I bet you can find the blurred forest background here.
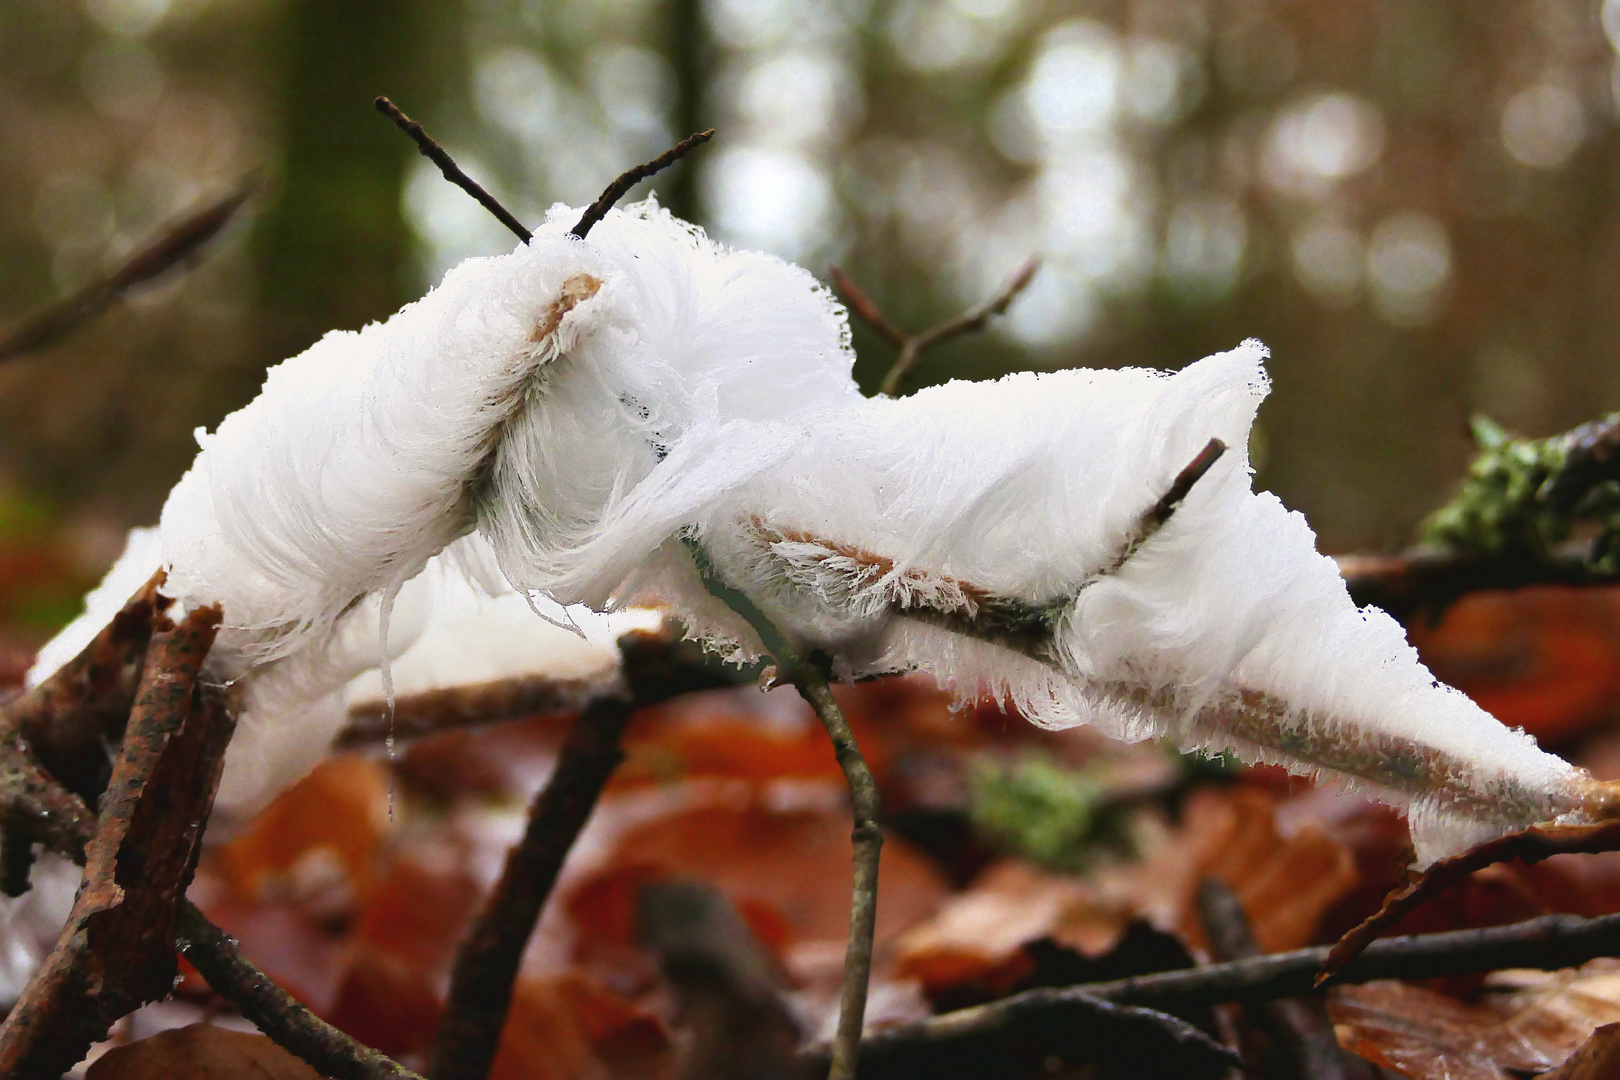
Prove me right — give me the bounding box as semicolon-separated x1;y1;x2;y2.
1;0;1619;633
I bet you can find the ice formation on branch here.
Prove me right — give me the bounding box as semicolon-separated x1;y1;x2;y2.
678;342;1603;861
31;200;1613;859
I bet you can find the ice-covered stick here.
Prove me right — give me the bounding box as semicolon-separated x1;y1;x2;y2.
675;340;1620;863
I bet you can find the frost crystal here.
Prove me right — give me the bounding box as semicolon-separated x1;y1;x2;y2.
30;202;1607;858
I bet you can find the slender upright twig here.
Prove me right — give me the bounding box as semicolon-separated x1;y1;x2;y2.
831;258;1038;398
427;691;636;1080
375;96;532;244
0;187;252;361
422;629;738;1080
571;129;716;239
684;539;882;1080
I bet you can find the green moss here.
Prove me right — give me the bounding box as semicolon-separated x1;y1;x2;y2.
966;755;1124;871
1421;413;1620;571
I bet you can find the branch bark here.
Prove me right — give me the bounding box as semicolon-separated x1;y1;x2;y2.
571;129;716;240
0;606;223;1077
1197;878;1371;1080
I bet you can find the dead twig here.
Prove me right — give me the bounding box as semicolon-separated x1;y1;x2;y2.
176;903;424;1080
820;986;1238;1080
684;539;882;1080
838;910;1620;1061
831;258;1038;398
1318;818;1620;986
375;96;532;244
427;689;636;1080
0;606;223;1077
338;626;739;749
424;629;741;1080
1197;878;1372;1080
571;129;716;240
5;570;170;802
0;187;251;361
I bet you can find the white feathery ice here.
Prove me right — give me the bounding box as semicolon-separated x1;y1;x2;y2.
26;199;1602;862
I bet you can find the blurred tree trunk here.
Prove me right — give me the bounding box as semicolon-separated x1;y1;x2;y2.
250;0;454;365
661;0;707;225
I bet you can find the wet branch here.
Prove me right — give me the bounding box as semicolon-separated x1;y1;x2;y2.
1197;878;1372;1080
375;96;532;244
843;910;1620;1061
831;257;1038;398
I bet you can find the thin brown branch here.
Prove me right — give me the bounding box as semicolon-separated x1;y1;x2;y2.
830;258;1038;398
826;267;907;351
0;187;252;361
682;539;882;1080
375;96;532;244
427;626;726;1080
176;903;424;1080
1319;817;1620;985
839;910;1620;1064
813;985;1239;1080
0;606;222;1077
571;128;717;239
1197;878;1372;1080
428;688;635;1080
338;626;738;748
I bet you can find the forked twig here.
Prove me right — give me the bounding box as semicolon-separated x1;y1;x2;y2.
684;538;882;1080
831;258;1038;398
571;128;716;239
375;96;532;244
0;187;252;361
1318;818;1620;986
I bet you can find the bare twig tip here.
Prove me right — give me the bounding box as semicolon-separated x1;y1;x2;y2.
376;94;531;244
572;129;717;239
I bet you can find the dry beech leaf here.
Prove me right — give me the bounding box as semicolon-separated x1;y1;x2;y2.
892;785;1358;1003
85;1024;321;1079
1410;586;1620;746
1329;959;1620;1079
1542;1021;1620;1080
211;755;391;901
562;784;950;993
489;974;673;1080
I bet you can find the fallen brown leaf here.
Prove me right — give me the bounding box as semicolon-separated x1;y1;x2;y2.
85;1024;321;1079
1541;1021;1620;1079
1329;959;1620;1079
